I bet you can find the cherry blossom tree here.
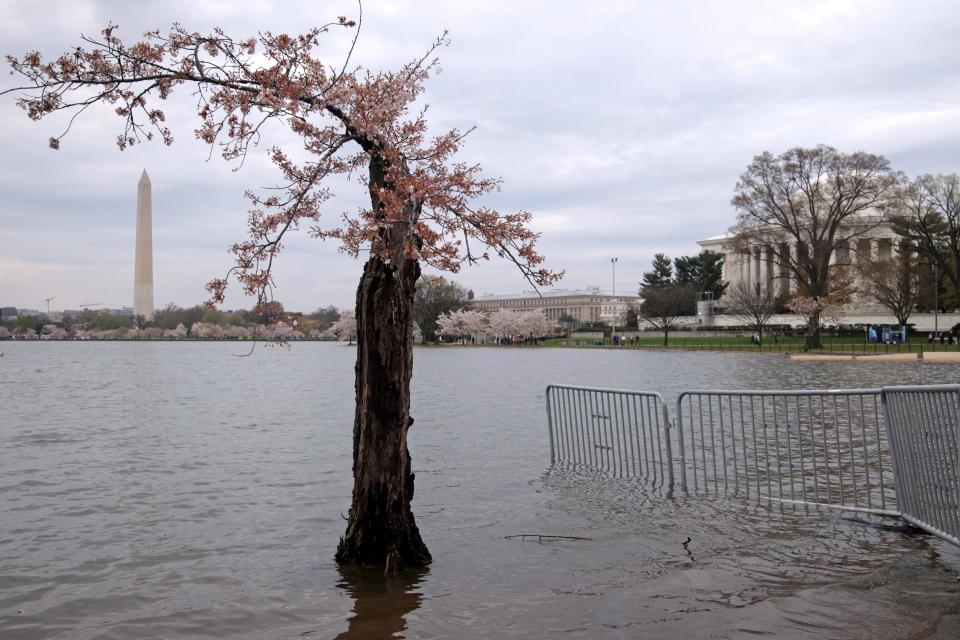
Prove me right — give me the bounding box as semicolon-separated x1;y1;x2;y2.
516;309;552;339
223;325;251;339
328;310;358;344
191;322;224;338
487;308;520;341
163;323;188;338
786;294;846;334
447;307;551;343
460;309;489;342
435;313;459;340
5;12;560;572
41;324;67;339
266;323;296;340
435;308;487;342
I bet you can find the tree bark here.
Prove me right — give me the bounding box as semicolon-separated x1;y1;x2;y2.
804;310;822;350
335;236;431;572
336;154;431;574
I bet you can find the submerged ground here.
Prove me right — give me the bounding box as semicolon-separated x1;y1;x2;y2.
1;343;957;638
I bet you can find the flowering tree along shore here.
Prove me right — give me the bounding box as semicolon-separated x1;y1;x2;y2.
5;14;559;572
434;307;552;342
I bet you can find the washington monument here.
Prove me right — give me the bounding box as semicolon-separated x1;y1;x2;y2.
134;170;154;321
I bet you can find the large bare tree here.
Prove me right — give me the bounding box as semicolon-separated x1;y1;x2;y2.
860;253;920;326
726;281;779;344
5;13;560;573
638;285;695;346
889;173;960;302
730;145;898;348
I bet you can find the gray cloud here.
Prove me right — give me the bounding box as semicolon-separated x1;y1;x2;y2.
2;0;959;311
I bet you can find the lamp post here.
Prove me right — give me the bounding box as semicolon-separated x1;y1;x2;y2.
611;257;618;344
934;262;939;336
922;259;941;338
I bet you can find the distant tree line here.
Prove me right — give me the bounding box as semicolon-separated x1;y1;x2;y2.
638;250;726;345
1;301;348;340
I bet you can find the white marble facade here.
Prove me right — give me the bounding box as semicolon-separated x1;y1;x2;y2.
698;214;901;304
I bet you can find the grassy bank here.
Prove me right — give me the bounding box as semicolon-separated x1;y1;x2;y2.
541;335;960;354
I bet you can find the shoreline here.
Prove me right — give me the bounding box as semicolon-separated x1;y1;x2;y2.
6;339;960;361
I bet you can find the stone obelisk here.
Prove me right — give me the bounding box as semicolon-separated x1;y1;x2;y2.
134;170;154;321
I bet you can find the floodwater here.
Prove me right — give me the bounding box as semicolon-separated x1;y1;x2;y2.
0;342;958;639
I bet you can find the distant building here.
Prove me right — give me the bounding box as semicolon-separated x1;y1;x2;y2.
468;287;642;326
108;307;135;317
0;307;18;322
698;212;899;309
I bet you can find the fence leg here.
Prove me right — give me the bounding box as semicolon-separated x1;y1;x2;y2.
665;415;675;490
546;386;556;464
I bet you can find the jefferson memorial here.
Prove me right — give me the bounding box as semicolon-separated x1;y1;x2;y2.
695;212;957;329
697;210;900;303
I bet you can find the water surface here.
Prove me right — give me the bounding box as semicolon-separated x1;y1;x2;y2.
1;343;958;638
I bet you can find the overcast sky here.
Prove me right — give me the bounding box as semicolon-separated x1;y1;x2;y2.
2;0;959;313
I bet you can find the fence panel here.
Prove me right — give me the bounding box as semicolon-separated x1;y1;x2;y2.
675;389;897;515
546;385;673;486
881;385;960;547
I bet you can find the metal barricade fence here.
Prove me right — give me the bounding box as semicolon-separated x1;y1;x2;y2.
674;390;897;515
545;384;959;548
545;385;673;486
881;385;960;547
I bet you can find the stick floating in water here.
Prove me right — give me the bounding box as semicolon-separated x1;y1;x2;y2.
504;534;592;541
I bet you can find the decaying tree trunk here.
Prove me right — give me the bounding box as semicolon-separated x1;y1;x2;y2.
335;154;432;573
335;233;431;572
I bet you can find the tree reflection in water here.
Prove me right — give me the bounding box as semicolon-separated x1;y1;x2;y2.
335;565;426;639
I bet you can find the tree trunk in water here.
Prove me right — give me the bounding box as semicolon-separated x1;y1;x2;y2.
335;223;431;574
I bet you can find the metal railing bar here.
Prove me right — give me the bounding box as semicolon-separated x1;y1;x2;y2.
546;383;956;548
630;394;645;478
676;394;689;490
663;400;675;488
766;496;901;518
749;396;760;498
900;513;960;548
679;388;883;397
744;396;759;498
845;395;858;509
873;393;887;512
772;397;784;500
653;395;665;483
927;391;952;534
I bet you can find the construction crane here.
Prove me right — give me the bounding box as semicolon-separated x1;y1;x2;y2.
45;297;55;315
80;303;102;309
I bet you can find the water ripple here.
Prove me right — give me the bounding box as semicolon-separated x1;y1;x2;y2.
0;342;957;638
